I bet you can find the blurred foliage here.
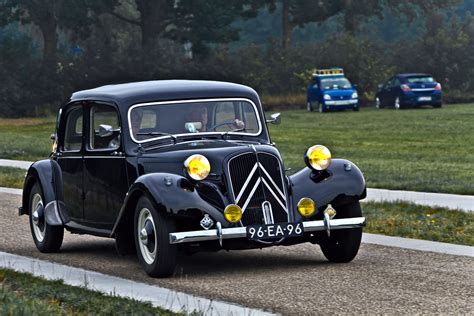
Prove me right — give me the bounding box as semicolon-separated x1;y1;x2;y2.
0;0;473;117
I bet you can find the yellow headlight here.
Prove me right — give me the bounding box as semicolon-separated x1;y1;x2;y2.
305;145;331;171
297;197;315;217
184;154;210;180
224;204;242;223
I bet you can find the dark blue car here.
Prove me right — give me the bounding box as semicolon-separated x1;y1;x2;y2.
375;73;442;109
306;68;359;113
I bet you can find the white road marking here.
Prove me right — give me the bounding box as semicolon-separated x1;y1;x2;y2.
0;251;276;316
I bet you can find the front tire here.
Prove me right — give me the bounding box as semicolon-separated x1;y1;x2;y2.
29;183;64;253
307;101;314;112
134;196;177;277
319;202;362;263
394;97;401;110
375;97;382;109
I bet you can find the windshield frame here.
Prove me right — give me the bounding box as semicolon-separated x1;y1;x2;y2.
127;98;263;144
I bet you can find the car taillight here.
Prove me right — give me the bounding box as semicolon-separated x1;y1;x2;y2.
435;83;442;91
400;84;411;92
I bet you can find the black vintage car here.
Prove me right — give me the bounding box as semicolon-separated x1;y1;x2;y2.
20;80;366;277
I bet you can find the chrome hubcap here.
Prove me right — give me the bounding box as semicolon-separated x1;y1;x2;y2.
31;193;45;242
137;208;157;265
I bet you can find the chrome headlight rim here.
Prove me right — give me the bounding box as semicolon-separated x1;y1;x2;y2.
304;145;332;171
184;154;211;181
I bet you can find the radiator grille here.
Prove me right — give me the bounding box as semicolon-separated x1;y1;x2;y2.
228;152;288;226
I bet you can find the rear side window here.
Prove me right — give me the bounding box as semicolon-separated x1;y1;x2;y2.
63;107;83;151
89;104;120;150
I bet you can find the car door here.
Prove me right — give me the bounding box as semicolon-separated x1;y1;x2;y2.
56;103;84;222
83;102;129;229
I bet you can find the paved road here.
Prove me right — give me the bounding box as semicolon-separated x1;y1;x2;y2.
1;192;472;314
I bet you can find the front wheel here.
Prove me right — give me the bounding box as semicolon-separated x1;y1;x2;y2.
319;202;362;263
306;101;314;112
134;196;177;277
29;183;64;253
394;97;401;110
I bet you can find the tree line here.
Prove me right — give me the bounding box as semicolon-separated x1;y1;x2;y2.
0;0;473;117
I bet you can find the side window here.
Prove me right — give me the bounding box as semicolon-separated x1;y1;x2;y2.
63;107;83;152
89;104;120;150
393;78;401;87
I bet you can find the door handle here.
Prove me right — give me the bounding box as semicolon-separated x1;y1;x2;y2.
111;151;123;156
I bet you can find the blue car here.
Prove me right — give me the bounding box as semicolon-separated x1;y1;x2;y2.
306;68;359;112
375;73;442;109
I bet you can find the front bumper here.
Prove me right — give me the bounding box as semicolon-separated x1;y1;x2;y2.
324;99;358;106
169;217;366;244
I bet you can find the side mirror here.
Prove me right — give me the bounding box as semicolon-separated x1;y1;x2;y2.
352;84;358;89
266;113;281;125
50;133;56;141
98;124;114;137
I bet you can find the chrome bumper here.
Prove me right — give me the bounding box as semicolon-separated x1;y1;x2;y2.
169;217;366;244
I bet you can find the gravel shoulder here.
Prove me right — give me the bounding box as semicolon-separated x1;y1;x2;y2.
0;193;472;314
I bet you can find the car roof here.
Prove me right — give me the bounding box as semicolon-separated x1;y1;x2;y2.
396;73;432;78
69;80;259;108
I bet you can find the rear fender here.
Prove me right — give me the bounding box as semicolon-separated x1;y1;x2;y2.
111;173;226;236
22;159;65;226
289;159;366;221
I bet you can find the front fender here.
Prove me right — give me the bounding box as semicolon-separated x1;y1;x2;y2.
21;159;65;226
112;173;227;236
289;159;366;220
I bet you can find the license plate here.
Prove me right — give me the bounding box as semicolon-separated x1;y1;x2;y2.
246;222;304;240
418;96;432;101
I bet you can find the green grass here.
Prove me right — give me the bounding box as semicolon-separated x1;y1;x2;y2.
0;117;55;161
0;268;177;315
362;201;474;246
0;104;473;194
269;104;474;194
0;167;25;189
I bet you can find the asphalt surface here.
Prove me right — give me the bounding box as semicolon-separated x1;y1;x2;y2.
1;193;472;314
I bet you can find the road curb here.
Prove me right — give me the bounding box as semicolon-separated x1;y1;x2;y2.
362;233;473;257
364;188;474;212
0;251;276;316
0;159;32;170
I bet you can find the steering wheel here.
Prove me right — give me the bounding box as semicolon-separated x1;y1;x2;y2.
208;121;234;131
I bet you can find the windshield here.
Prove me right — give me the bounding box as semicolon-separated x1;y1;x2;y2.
128;99;261;143
406;76;434;83
320;78;352;90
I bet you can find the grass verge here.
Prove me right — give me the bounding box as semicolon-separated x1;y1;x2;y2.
269;103;474;194
0;268;177;315
0;167;25;189
362;201;474;246
0;117;55;161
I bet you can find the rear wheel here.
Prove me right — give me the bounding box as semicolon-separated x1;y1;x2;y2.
29;183;63;253
134;196;177;277
319;202;362;263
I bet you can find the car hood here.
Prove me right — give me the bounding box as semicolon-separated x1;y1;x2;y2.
323;89;355;98
136;139;282;179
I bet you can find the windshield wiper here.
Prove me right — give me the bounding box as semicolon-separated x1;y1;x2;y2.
136;131;177;143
